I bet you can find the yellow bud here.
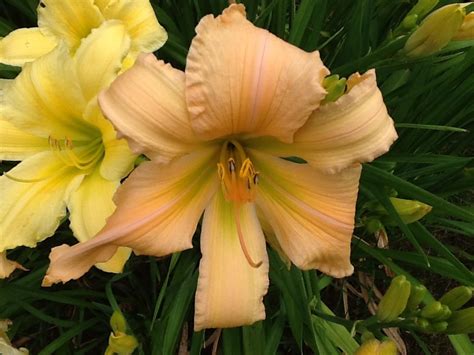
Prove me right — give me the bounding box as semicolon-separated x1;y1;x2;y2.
453;12;474;40
377;275;412;322
106;331;139;355
110;311;128;334
404;4;466;57
388;197;432;225
355;338;398;355
379;340;398;354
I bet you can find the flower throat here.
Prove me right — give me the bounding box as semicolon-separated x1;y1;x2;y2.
217;140;262;268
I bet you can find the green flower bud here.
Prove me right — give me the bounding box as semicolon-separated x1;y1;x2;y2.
404;4;466;57
388;197;432;224
365;218;384;234
431;305;452;322
446;307;474;334
377;275;412;322
420;301;444;319
428;321;448;333
415;317;431;331
407;284;427;311
439;286;473;311
110;311;128;334
406;0;439;20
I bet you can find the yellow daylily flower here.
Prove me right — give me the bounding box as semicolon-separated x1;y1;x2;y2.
44;5;397;330
0;21;137;276
0;0;167;66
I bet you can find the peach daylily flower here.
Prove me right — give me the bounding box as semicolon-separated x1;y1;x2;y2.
44;5;397;330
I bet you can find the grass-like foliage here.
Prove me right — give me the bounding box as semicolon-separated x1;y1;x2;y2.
0;0;473;354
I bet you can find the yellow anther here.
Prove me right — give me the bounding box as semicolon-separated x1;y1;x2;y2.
217;141;259;203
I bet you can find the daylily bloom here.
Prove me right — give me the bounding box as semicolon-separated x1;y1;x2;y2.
0;22;137;274
0;0;167;67
44;5;397;330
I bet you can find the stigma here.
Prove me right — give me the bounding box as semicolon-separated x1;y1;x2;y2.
217;140;259;203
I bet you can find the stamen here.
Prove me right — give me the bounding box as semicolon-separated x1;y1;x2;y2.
47;135;104;171
217;140;260;203
234;204;262;268
217;163;225;180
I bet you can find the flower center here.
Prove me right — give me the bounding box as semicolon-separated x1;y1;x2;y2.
48;135;104;172
217;140;259;204
217;140;262;269
4;136;104;183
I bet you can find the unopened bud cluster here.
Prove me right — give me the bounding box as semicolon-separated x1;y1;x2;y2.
376;276;474;335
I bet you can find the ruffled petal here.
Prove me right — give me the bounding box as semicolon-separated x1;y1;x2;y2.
0;27;57;66
0;252;27;279
250;150;361;277
2;44;96;140
74;20;130;102
0;152;83;251
0;119;48;161
194;191;269;330
99;53;201;162
37;0;104;51
248;70;397;174
67;166;131;273
43;147;219;286
98;0;167;53
186;4;329;143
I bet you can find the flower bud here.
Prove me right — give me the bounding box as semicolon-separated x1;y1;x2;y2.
377;275;411;322
420;301;444;319
453;12;474;40
407;284;427;311
406;0;439;21
105;332;139;355
404;4;466;57
105;311;138;355
446;307;474;334
110;311;128;334
355;338;398;355
387;197;432;225
439;286;473;311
